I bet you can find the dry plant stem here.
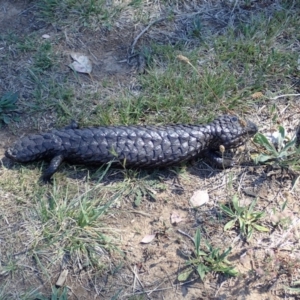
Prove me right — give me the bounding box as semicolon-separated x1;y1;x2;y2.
177;229;194;243
130;265;145;292
270;93;300;100
126;286;174;296
131;17;166;54
147;277;169;296
128;210;152;217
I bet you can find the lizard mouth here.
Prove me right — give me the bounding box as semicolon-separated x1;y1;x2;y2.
246;120;258;135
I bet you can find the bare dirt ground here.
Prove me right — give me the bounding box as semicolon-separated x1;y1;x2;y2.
1;0;300;299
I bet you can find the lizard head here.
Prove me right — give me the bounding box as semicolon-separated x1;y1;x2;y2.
209;115;258;150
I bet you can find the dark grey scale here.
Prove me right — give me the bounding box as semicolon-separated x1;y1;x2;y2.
88;143;101;155
134;137;146;149
61;137;71;149
143;140;154;155
43;133;56;140
127;130;137;140
115;138;126;152
223;127;230;133
141;129;153;141
116;127;129;138
42;141;54;150
167;129;179;138
149;131;163;144
35;142;46;153
21;137;31;148
55;131;71;139
83;128;94;138
31;135;44;144
137;144;147;157
69;136;81;149
104;128;118;141
93;130;107;140
27;144;37;154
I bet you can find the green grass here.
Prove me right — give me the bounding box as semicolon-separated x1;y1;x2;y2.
178;229;238;282
1;4;298;127
37;0;124;29
32;181;121;269
0;92;19;125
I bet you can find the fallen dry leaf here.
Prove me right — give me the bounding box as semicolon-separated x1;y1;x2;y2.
251;92;263;99
170;211;184;225
56;269;68;287
189;190;209;207
141;234;155;244
42;34;50;39
69;52;92;74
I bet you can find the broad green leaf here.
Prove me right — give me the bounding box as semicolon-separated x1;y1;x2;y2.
227;267;239;277
247;226;253;239
281;200;288;211
224;219;236;231
134;189;142;206
197;264;207;281
232;195;240;212
194;229;201;257
283;286;300;293
253;133;278;154
248;199;257;213
2;115;11;124
219;247;232;260
252;223;269;232
220;204;235;217
278;126;285;149
281;139;296;152
177;268;194;282
254;154;276;163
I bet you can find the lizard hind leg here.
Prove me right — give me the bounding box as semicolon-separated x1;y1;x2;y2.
41;154;64;182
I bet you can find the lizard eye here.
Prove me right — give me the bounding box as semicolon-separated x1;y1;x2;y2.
231;116;238;122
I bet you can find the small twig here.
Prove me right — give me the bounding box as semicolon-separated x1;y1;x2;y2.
177;229;194;243
269;93;300;100
131;17;166;54
215;281;226;297
147;277;168;296
128;210;152;217
130;265;145;292
125;286;174;296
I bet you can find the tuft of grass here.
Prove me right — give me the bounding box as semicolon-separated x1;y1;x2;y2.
0;92;19;125
178;229;238;282
32;41;55;72
32;181;121;269
220;195;269;240
36;0;124;29
97;168;167;206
